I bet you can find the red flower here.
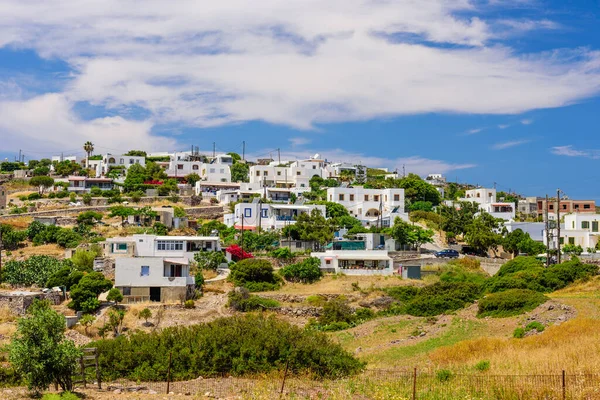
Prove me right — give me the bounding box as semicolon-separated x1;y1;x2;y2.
225;245;253;261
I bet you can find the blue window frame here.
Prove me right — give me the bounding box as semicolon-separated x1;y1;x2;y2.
141;266;150;276
244;208;252;218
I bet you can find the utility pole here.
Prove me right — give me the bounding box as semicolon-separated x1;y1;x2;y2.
18;149;21;164
242;141;245;161
545;194;550;267
557;189;561;264
213;142;216;158
402;164;406;178
277;148;281;165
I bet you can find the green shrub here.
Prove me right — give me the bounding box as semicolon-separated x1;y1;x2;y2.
477;289;548;318
227;289;280;312
68;272;112;312
45;266;84;290
279;257;323;284
440;266;487;286
513;327;525;338
525;321;545;333
184;300;195;309
354;307;375;321
92;314;364;380
385;286;419;302
0;365;23;388
474;360;490;372
2;256;68;287
195;271;204;288
405;282;481;317
496;257;543;277
436;369;453;382
82;193;92;205
270;247;294;260
305;295;327;307
319;297;354;326
228;259;282;292
27;193;41;200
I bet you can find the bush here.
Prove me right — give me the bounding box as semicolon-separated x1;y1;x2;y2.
227;289;280;312
45;266;84;290
68;272;112;312
184;300;195;309
305;295;327;307
91;314;365;381
474;360;490;372
405;282;482;317
270;247;294;260
513;327;525;338
318;297;354;326
27;193;41;200
385;286;419;302
195;271;204;288
279;257;323;284
106;288;124;304
436;369;453;382
82;193;92;205
2;256;68;287
525;321;545;333
228;259;282;292
477;289;548;318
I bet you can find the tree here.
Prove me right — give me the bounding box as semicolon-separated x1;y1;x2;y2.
32;166;50;176
138;308;152;325
124;150;147;157
294;208;334;248
185;173;201;187
136;206;158;226
71;248;100;270
106;288;124;305
77;210;103;226
409;201;433;212
227;152;242;163
195;270;205;288
231;162;249;182
279;257;323;283
438;201;480;237
9;300;81;393
465;213;504;256
123;163;147;191
79;314;95;336
108;205;136;225
68;272;113;312
228;259;281;292
83;141;94;168
194;250;227;270
0;224;27;250
29;175;54;195
108;308;126;337
53;160;80;176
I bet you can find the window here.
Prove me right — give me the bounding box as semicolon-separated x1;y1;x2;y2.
559;237;564;244
295;241;302;249
593;221;599;233
210;168;216;173
394;194;400;201
364;195;369;201
385;195;388;202
582;221;590;229
568;237;575;245
117;243;127;251
165;264;183;277
205;241;212;249
120;158;124;164
156;241;184;251
549;205;554;210
129;159;134;164
136;159;140;164
296;171;301;176
256;171;260;176
349;194;354;201
122;287;131;296
574;204;580;209
374;195;380;202
339;194;345;201
572;221;575;229
476;193;481;198
244;208;252;218
312;165;316;169
261;208;268;217
193;165;199;170
325;259;331;265
263;171;268;176
563;204;567;210
141;266;150;276
584;204;591;209
220;169;224;173
277;171;281;176
178;164;184;170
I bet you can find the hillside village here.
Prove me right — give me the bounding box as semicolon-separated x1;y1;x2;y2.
1;146;600;399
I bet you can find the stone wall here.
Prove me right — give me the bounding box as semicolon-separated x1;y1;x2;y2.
0;291;63;315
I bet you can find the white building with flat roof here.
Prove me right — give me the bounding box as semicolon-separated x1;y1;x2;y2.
224;202;326;231
460;188;515;221
543;213;600;251
326;187;407;227
311;250;394;275
104;234;221;260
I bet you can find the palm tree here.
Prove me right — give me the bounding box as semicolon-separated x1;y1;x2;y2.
83;141;94;168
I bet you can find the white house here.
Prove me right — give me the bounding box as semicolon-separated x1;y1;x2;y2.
543;213;600;251
326;187;407;227
97;154;145;177
67;176;114;193
311;249;394;275
104;234;221;260
504;221;545;242
224;202;327;230
166;157;231;182
114;257;194;302
249;157;335;189
460;188;515;221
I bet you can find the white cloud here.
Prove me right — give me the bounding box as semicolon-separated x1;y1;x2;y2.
466;128;484;135
551;145;600;159
0;94;177;155
288;137;311;147
521;119;534;125
268;148;475;176
497;124;510;129
492;139;531;150
0;0;597;135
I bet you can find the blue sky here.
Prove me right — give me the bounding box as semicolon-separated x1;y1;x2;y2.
0;0;599;201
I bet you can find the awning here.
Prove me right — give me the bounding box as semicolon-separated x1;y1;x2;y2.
324;257;334;261
234;225;257;230
164;258;189;265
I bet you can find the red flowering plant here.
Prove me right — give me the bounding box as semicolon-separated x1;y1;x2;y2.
225;245;254;262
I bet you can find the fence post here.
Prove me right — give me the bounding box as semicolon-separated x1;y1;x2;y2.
562;370;566;400
279;355;291;398
80;355;86;389
412;367;417;400
95;349;102;390
166;352;172;395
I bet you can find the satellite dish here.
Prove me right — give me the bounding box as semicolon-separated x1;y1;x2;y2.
313;153;320;159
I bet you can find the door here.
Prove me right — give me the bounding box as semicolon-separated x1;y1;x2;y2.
149;287;161;302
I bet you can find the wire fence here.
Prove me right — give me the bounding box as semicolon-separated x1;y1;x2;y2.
82;369;600;399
